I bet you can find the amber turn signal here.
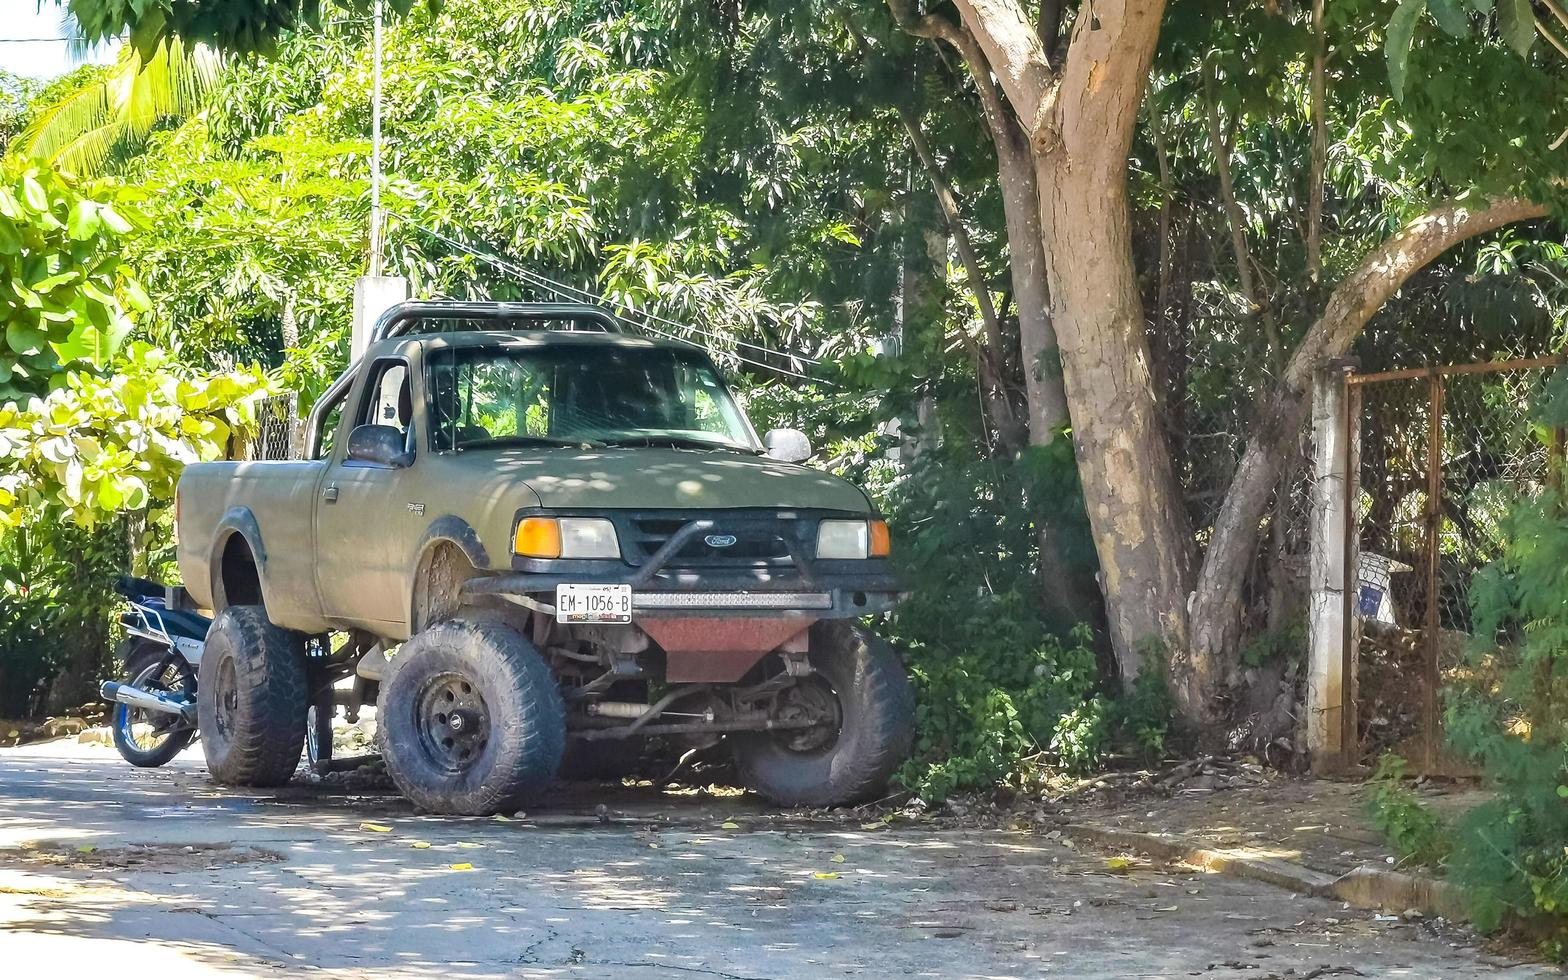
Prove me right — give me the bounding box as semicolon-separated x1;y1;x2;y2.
514;517;562;558
869;519;891;557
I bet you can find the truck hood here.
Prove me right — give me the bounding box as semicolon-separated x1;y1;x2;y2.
458;446;874;512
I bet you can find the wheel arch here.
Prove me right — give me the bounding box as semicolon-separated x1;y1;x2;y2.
409;516;490;633
209;507;269;613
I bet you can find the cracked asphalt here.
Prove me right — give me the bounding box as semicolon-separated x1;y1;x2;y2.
0;741;1551;978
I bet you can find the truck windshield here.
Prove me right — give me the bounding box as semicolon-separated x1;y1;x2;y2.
426;344;759;453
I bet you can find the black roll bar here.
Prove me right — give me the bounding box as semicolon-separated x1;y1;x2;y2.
370;301;623;343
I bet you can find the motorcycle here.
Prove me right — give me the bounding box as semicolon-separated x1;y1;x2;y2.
100;577;345;771
99;577;207;767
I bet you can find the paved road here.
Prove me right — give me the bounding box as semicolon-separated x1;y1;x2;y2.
0;742;1547;978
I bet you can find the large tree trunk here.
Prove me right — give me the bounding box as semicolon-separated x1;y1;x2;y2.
894;0;1554;727
1036;150;1195;688
1024;1;1194;691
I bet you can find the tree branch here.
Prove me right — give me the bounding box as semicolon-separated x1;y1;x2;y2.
950;0;1056;134
885;0;1022;154
1306;0;1327;281
895;104;1008;361
1189;195;1550;661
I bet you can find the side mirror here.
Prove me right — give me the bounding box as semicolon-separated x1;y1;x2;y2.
346;424;411;467
763;428;812;463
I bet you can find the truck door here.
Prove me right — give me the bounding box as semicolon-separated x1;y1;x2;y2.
314;353;417;630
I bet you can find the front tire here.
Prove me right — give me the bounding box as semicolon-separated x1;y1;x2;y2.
198;605;308;786
377;619;565;815
732;622;914;807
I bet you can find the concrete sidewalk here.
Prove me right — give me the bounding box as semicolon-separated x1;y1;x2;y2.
0;742;1548;978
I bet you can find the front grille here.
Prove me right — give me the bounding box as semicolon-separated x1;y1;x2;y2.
624;512;803;566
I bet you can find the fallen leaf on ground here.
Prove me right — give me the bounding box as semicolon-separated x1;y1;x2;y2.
720;822;740;830
359;822;393;833
492;814;512;822
449;863;474;871
455;841;482;848
76;845;96;853
410;841;431;849
831;853;846;864
813;872;839;879
1104;857;1131;871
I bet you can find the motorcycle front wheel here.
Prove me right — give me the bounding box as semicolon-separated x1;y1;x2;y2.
112;641;198;768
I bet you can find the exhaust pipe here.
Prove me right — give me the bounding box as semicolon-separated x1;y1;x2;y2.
100;680;196;725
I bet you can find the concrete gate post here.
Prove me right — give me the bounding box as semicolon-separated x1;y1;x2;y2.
1307;359;1357;772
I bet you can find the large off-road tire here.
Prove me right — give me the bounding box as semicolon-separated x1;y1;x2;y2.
732;622;914;807
112;640;197;768
377;619;565;815
197;605;308;786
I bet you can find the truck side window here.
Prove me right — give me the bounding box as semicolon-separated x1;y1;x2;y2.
315;398;344;459
358;360;413;439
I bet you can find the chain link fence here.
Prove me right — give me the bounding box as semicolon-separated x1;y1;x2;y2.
1347;357;1561;770
234;394;300;461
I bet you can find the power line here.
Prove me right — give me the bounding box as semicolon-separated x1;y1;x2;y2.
0;36;89;42
407;222;829;385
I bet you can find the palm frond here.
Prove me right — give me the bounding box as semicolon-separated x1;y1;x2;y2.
10;38;223;176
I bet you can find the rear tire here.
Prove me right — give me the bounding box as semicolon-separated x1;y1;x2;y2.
377;619;565;815
198;605;308;786
112;641;196;768
732;622;914;807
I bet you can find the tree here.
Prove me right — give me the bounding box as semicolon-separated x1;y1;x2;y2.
10;38;222;175
883;0;1568;724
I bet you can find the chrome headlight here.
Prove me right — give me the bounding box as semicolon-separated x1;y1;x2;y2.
514;517;621;559
816;519;890;559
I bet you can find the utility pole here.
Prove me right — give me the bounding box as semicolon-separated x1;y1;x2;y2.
352;0;407;361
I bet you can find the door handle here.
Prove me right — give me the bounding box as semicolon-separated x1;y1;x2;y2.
323;484;339;503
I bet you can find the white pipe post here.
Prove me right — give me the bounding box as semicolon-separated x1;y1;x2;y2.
1307;360;1354;771
369;0;384;279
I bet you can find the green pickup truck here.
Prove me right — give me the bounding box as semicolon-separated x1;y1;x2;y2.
174;302;912;814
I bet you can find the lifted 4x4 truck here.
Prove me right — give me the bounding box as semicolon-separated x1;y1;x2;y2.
175;302;913;815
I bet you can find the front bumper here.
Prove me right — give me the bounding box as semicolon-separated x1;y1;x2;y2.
465;511;902;619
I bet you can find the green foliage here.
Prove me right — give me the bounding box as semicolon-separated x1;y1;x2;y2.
0;162;147;401
879;443;1105;802
0;522;124;717
63;0;433;57
1367;754;1453;867
0;344;270;528
1106;657;1175;760
1439;479;1568;945
10;39;222;175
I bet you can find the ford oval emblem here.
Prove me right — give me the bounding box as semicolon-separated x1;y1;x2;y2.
704;534;738;549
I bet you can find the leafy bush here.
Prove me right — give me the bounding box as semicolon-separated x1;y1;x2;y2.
0;343;269;528
1366;754;1452;867
879;441;1107;801
0;522;124;716
1104;656;1174;760
1439;481;1568;945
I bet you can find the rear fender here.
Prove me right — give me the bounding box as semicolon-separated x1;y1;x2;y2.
209;507;269;612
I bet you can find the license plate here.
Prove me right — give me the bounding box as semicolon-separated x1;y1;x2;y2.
555;584;633;623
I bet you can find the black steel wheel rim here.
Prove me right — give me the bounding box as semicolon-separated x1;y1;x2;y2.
413;671;490;774
213;655;239;741
776;675;842;754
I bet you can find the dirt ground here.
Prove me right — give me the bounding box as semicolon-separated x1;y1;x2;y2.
1073;772;1490;877
0;739;1553;978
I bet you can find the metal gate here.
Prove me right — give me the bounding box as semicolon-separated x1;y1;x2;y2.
1344;356;1562;771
